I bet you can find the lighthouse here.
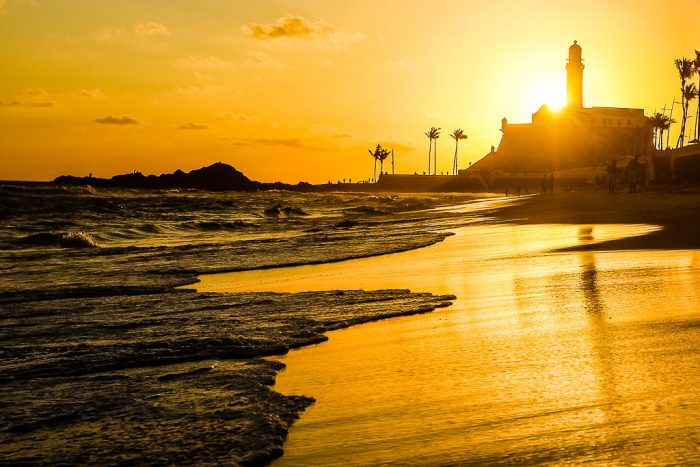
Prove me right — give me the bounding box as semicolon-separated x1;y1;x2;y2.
566;40;584;108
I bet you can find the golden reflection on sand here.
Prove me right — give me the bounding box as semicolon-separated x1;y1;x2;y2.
196;224;700;465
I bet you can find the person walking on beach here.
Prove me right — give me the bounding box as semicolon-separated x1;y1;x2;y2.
627;156;640;193
606;160;618;195
548;174;554;195
540;174;547;195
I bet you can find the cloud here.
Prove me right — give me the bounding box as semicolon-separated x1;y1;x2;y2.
228;137;321;149
133;22;171;38
245;51;282;68
221;112;261;124
22;87;49;98
176;55;231;70
0;100;55;108
177;122;209;130
1;89;55;108
241;15;364;48
94;115;139;125
174;84;224;97
93;22;170;42
77;89;106;99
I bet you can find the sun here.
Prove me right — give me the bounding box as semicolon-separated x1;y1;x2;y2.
524;78;566;113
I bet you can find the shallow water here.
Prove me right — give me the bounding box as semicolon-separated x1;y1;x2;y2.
197;224;700;465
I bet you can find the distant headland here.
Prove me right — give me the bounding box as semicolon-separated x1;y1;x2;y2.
52;162;490;193
54;162;307;192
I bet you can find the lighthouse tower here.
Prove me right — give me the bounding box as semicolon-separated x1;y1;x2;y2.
566;40;584;108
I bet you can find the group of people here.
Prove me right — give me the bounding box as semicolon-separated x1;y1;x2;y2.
605;156;641;195
540;173;555;196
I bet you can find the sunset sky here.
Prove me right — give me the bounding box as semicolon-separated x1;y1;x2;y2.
1;0;698;183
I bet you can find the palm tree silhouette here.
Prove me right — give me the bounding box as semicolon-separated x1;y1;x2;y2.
693;50;700;143
433;128;441;175
425;127;439;174
675;58;694;147
368;144;391;182
680;83;699;146
649;113;664;150
450;129;468;175
377;147;390;176
369;144;381;182
660;114;675;150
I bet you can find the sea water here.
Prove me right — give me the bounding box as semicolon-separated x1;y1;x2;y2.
199;223;700;465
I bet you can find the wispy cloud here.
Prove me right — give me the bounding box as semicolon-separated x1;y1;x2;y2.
77;89;106;99
228;137;321;149
93;22;171;42
177;122;209;130
176;55;231;70
174;84;225;97
94;115;139;125
245;51;282;68
221;112;261;124
0;100;55;108
0;88;55;108
133;22;171;38
241;15;364;49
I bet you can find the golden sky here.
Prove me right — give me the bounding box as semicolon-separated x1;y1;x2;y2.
0;0;698;183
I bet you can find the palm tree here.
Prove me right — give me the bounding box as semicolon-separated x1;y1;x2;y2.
693;50;700;142
659;114;676;150
680;83;699;146
450;129;468;175
424;127;439;174
648;113;665;150
368;144;381;182
433;128;441;175
675;58;694;147
377;147;391;176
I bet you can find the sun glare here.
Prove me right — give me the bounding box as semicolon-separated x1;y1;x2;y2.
524;79;566;113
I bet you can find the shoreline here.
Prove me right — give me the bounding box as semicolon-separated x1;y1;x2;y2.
491;187;700;251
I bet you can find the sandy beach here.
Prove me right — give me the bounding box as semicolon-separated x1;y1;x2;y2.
196;188;700;465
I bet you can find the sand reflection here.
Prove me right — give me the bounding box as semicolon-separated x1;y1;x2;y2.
197;223;700;465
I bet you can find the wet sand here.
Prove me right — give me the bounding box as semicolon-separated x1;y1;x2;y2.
196;190;700;465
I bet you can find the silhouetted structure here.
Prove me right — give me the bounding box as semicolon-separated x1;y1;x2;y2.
566;41;584;108
464;42;654;186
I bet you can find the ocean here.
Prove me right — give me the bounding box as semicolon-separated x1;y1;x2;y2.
0;183;490;464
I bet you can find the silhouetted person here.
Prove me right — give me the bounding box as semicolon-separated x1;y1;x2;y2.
540;174;548;195
548;174;554;195
517;184;522;197
627;156;640;193
606;160;617;195
505;187;509;197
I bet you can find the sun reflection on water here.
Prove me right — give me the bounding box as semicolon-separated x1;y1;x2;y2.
197;223;700;465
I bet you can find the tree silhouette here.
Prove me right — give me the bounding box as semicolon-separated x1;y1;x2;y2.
369;144;380;182
660;114;676;150
368;144;391;182
693;50;700;143
680;83;699;146
424;127;438;174
649;113;664;150
377;146;390;176
675;58;694;147
450;129;468;175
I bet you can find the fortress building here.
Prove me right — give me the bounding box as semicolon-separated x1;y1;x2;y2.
466;41;653;179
